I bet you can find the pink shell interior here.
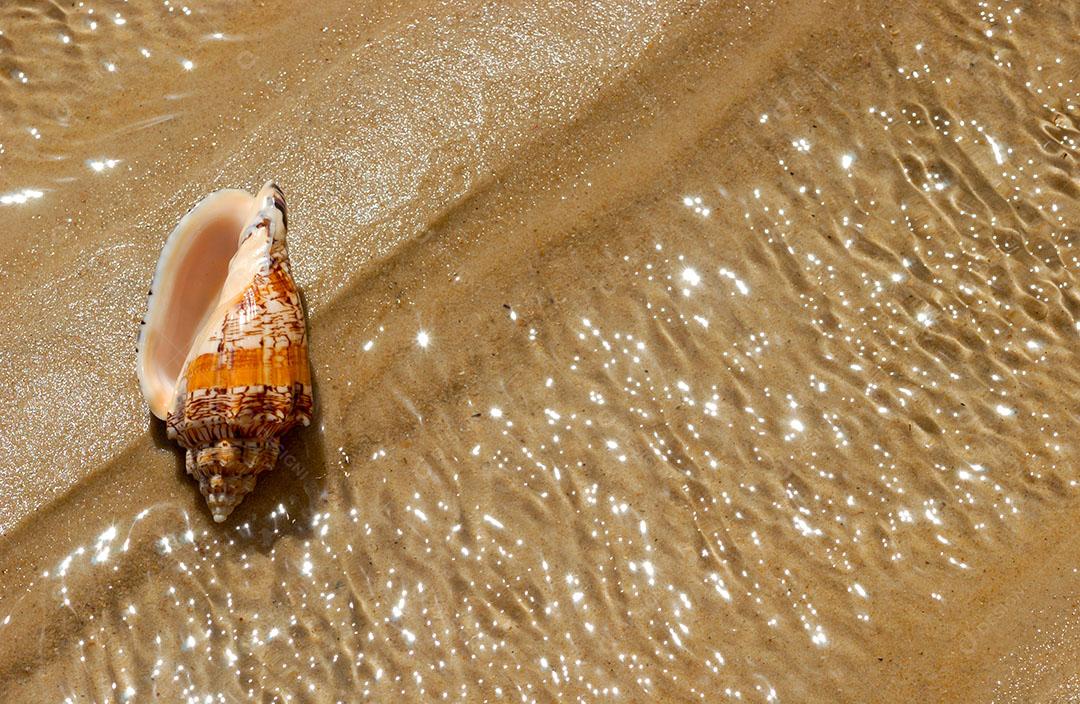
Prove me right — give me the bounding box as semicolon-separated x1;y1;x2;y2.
136;189;255;419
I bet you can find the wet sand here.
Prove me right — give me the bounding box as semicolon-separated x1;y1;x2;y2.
1;0;1079;701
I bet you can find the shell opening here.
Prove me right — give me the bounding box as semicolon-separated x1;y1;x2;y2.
136;184;285;419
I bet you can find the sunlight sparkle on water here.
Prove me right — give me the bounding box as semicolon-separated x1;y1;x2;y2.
681;268;701;286
986;134;1005;164
0;189;44;206
719;268;750;295
682;196;710;216
88;158;120;173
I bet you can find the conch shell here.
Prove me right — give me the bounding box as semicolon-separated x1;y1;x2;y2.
136;182;313;522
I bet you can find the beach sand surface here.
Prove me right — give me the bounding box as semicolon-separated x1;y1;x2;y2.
1;0;1078;700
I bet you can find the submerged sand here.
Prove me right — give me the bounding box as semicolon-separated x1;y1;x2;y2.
1;0;1079;701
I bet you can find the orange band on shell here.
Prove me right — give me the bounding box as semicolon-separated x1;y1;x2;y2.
185;345;311;391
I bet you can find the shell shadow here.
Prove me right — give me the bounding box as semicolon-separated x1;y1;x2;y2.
148;413;206;517
148;414;198;505
148;412;174;450
230;404;328;551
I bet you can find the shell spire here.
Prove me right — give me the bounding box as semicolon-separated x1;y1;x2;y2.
137;182;313;522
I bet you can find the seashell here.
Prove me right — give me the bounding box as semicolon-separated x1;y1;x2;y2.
136;182;313;522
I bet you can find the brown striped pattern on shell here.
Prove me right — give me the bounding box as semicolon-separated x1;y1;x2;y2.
164;185;313;522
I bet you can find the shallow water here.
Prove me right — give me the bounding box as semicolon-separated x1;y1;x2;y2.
1;0;1079;701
